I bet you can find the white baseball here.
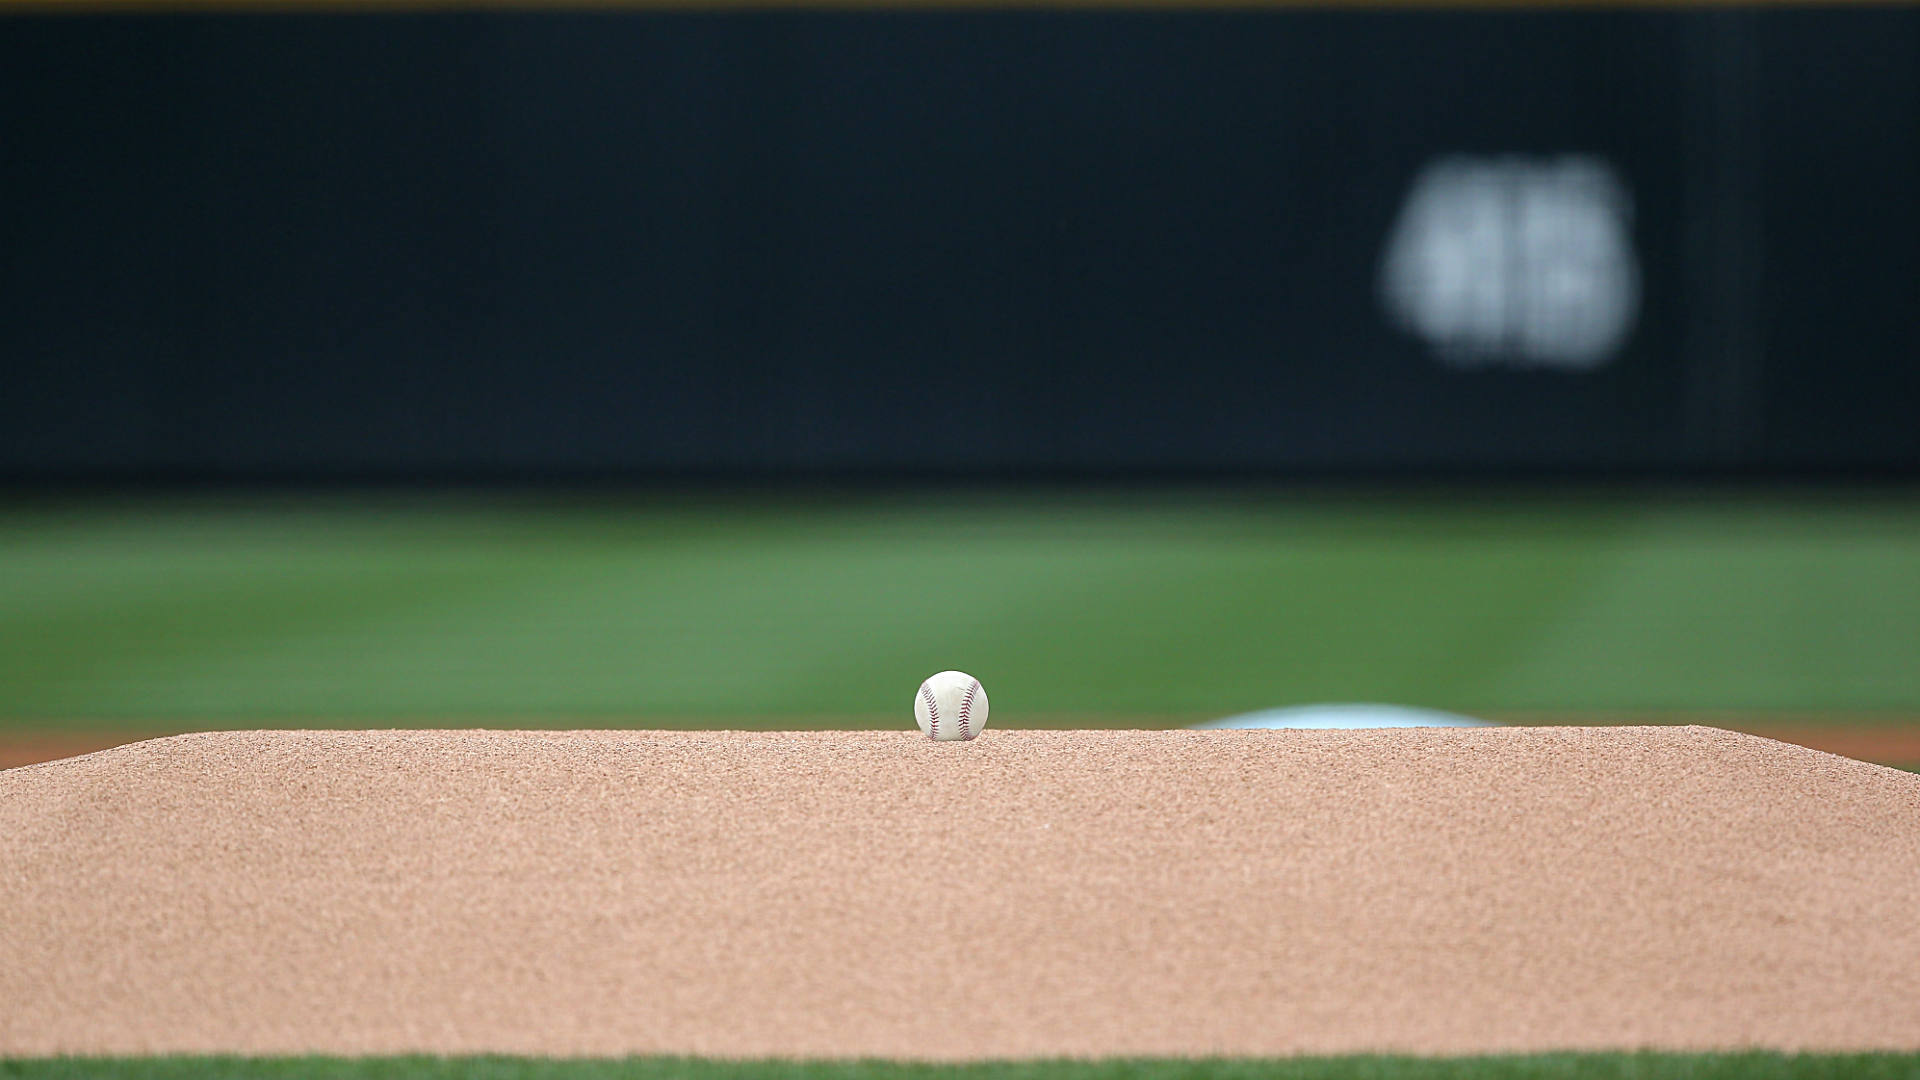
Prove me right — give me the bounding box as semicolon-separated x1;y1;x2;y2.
914;670;988;742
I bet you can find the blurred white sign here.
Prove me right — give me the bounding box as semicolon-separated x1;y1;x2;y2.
1379;155;1641;370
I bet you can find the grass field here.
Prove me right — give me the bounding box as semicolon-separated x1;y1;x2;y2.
2;490;1917;728
8;1057;1920;1080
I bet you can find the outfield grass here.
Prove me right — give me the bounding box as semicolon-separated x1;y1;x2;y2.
7;1057;1920;1080
3;491;1918;728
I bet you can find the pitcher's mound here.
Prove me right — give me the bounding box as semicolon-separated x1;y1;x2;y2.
3;728;1918;1059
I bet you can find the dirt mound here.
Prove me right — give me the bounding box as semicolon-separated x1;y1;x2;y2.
3;728;1918;1059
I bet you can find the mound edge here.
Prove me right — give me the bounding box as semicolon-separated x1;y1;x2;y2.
3;727;1918;1058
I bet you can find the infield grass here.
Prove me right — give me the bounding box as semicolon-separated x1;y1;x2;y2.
8;1056;1920;1080
3;490;1918;728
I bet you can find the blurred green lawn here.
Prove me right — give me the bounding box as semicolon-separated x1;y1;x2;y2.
2;491;1917;729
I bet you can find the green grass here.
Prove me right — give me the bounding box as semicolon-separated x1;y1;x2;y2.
3;491;1918;729
6;1057;1920;1080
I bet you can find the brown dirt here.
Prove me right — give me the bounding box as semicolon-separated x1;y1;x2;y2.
3;727;1919;1059
1734;727;1920;765
1489;714;1920;765
6;717;1920;772
0;733;159;771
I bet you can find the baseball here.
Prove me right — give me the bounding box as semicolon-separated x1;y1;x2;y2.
914;670;988;741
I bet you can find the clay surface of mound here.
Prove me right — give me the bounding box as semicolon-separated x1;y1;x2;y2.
3;728;1918;1058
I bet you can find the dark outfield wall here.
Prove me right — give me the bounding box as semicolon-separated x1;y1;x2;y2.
1;9;1915;479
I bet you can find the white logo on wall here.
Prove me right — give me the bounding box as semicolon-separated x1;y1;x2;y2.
1378;155;1641;371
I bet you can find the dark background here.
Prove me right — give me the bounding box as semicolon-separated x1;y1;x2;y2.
3;9;1915;481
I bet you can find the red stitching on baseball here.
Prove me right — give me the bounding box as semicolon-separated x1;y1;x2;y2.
921;684;940;740
958;679;980;740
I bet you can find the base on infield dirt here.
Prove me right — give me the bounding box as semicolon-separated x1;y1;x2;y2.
3;728;1918;1059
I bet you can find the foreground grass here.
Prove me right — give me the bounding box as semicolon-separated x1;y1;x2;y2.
7;1057;1920;1080
4;491;1919;724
